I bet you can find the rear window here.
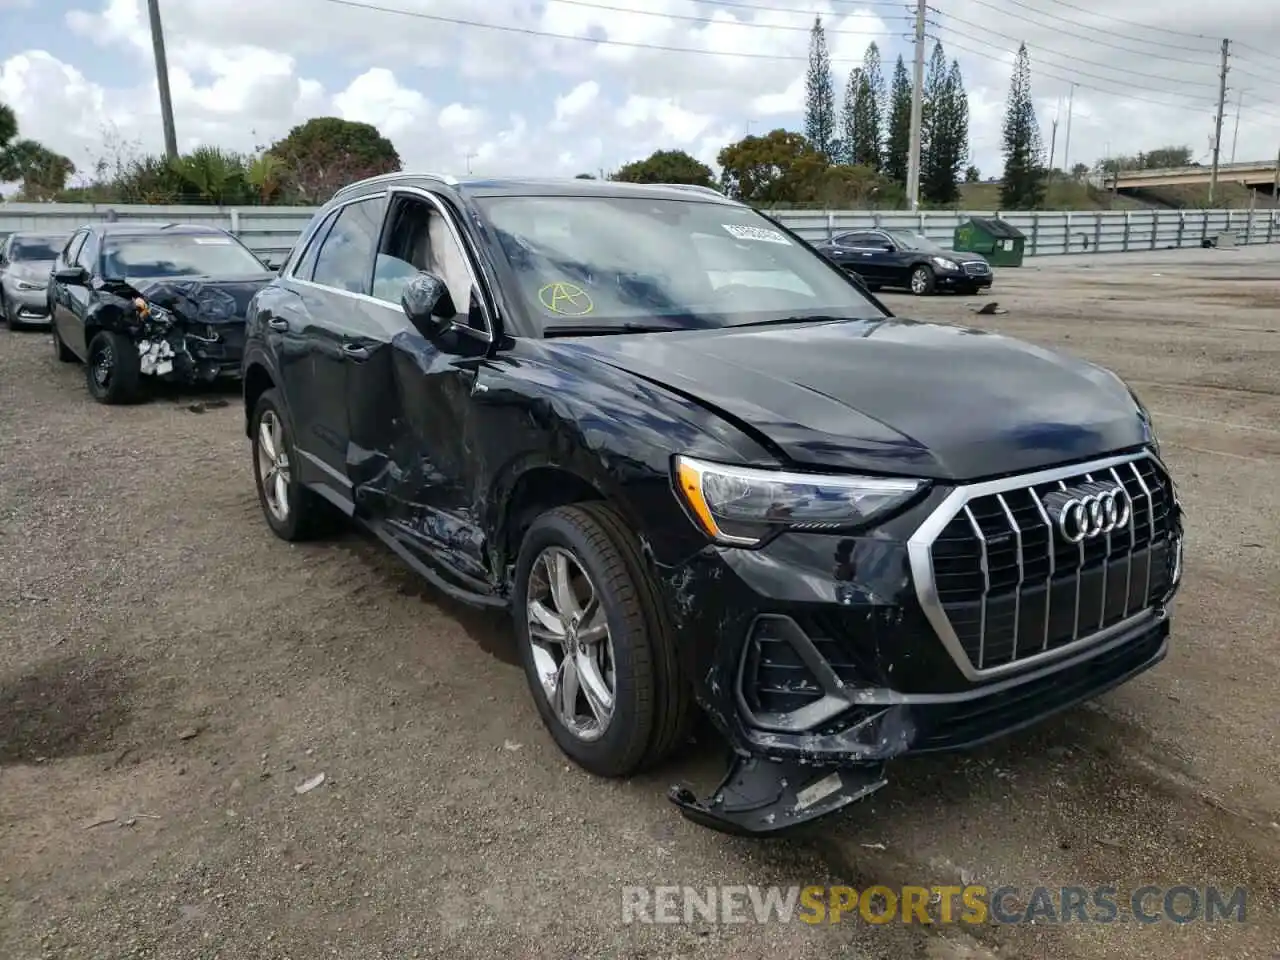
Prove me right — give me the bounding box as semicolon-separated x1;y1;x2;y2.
101;233;267;279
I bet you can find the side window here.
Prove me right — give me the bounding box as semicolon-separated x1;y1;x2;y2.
63;231;87;266
292;208;340;281
372;194;475;320
75;233;100;273
310;196;386;294
833;232;859;246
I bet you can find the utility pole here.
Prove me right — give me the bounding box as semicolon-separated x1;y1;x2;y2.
146;0;178;159
1209;38;1230;206
1230;87;1244;164
1273;145;1279;209
1062;83;1077;177
1049;115;1059;177
904;0;927;210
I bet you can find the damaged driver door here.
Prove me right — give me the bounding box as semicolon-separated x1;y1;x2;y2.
348;188;497;596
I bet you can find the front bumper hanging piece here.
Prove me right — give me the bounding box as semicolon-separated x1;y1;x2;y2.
667;754;888;837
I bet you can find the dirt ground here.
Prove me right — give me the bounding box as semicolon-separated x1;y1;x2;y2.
2;246;1278;959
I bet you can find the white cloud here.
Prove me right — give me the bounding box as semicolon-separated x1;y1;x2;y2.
554;81;599;123
332;68;430;137
0;0;1274;191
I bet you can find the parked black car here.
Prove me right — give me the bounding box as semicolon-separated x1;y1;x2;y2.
48;222;277;403
241;175;1182;835
813;227;994;295
1;232;68;329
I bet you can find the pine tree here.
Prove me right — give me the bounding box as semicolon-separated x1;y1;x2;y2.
919;43;948;201
1000;43;1046;209
804;16;837;158
847;42;884;170
885;55;912;185
920;55;969;206
841;68;862;166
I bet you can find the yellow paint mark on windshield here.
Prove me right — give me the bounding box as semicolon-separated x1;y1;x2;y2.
538;281;594;316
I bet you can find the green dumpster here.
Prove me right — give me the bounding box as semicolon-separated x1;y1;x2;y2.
953;217;1026;267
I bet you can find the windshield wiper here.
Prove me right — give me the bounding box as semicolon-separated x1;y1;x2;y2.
543;322;692;338
728;314;852;329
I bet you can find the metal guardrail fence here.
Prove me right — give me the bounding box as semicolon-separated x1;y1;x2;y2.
2;201;1278;261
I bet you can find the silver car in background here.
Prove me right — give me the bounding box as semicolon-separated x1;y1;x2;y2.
0;232;67;329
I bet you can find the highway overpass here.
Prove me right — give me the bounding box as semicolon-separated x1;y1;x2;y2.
1103;160;1280;195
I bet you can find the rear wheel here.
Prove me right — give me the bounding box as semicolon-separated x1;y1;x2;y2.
910;265;936;296
513;502;692;777
86;330;142;403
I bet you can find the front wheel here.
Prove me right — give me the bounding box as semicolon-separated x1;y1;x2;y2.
86;330;142;403
51;323;75;362
910;265;936;296
513;502;692;777
250;388;334;541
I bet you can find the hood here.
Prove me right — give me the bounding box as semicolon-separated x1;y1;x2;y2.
105;275;274;326
932;248;987;263
553;317;1147;481
9;261;54;282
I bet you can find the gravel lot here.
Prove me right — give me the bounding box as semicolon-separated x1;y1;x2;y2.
2;246;1278;959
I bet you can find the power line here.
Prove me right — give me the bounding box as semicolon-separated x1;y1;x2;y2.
932;33;1218;113
1232;42;1280;68
928;0;1219;65
311;0;902;63
952;0;1218;51
523;0;913;37
929;29;1218;108
932;13;1219;92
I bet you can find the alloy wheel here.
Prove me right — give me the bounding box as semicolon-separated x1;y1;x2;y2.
525;545;617;742
256;410;292;523
911;267;930;295
91;340;113;388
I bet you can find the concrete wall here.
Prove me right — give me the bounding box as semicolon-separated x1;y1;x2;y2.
3;201;1278;261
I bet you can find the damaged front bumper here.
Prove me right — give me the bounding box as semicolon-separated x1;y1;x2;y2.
97;278;251;383
658;504;1181;835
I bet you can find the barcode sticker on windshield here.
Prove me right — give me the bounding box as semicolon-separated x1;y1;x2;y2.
193;237;232;244
722;223;791;245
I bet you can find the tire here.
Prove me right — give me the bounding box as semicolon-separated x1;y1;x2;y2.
513;502;693;778
250;388;334;542
86;330;143;404
910;264;936;296
51;323;75;362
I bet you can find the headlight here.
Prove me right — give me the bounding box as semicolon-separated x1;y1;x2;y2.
14;278;44;290
931;257;959;271
1126;385;1161;455
673;455;925;546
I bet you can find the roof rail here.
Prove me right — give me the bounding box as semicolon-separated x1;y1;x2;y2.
659;183;728;198
331;170;458;202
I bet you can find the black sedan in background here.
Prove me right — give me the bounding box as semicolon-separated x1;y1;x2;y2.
813;227;993;296
49;222;276;403
0;231;67;328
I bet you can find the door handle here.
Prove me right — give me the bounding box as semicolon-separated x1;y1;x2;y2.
342;342;371;361
267;317;289;332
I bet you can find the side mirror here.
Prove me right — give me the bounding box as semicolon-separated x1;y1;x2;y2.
54;265;88;285
880;242;895;252
401;271;456;339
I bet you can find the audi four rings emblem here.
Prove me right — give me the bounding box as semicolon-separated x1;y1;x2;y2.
1041;483;1132;543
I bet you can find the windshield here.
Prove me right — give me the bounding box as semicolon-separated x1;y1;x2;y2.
884;230;944;253
101;233;267;279
474;196;883;333
10;237;64;262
